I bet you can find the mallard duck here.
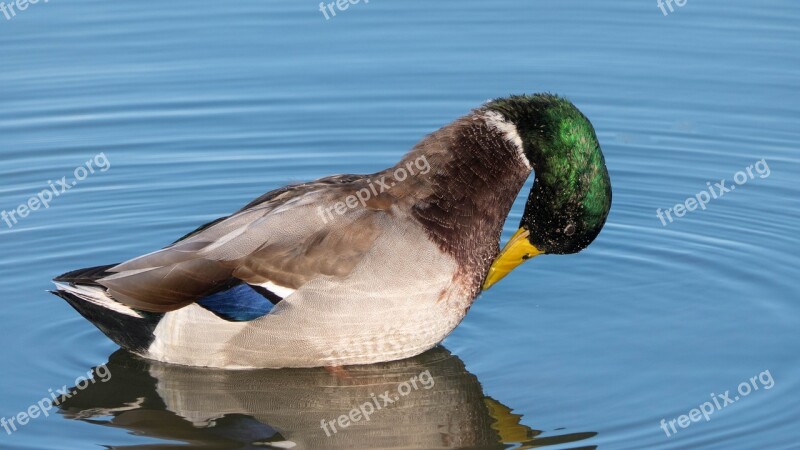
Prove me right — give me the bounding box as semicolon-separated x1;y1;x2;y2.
52;94;612;369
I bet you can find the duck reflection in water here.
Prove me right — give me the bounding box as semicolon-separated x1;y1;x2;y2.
57;347;597;449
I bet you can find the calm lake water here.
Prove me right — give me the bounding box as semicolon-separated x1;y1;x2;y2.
1;0;799;449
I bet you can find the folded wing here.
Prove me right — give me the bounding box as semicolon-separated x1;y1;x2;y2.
98;175;388;313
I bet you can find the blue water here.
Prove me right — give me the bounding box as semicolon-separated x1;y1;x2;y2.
1;0;799;448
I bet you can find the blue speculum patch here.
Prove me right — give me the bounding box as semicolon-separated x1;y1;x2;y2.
197;284;274;322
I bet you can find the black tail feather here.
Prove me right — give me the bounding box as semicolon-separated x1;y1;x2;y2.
51;289;163;354
54;263;118;286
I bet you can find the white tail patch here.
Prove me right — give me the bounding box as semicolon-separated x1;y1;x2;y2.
54;282;143;318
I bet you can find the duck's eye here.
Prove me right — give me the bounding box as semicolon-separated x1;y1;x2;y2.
564;224;576;236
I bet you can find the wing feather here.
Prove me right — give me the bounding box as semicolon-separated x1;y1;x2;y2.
98;176;390;313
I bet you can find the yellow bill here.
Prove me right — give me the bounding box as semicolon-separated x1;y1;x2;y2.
482;227;543;290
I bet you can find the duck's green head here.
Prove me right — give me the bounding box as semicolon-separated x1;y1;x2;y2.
482;94;612;290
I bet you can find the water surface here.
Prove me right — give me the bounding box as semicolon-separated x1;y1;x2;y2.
1;0;799;448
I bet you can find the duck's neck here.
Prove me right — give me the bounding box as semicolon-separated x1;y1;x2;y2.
394;111;532;288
